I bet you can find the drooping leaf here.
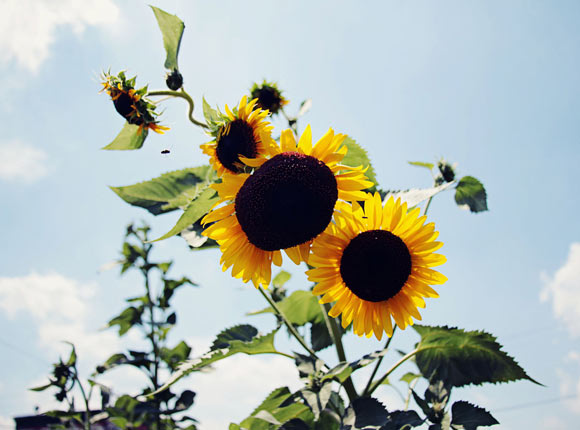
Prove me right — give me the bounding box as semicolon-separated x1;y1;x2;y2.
103;123;148;150
211;324;258;350
154;328;280;392
450;401;498;429
30;383;53;392
150;6;185;70
413;325;541;387
382;410;423;430
383;182;454;208
110;165;218;215
249;290;324;326
408;161;435;170
341;137;377;189
342;397;388;429
454;176;488;213
323;348;389;384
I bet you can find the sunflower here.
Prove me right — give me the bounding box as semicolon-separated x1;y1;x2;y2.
202;126;374;288
101;71;169;134
250;80;289;115
200;96;274;176
307;193;447;340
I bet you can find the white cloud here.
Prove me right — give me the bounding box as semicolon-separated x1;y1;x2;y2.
540;416;567;430
0;0;120;72
0;415;14;430
0;141;49;183
540;242;580;337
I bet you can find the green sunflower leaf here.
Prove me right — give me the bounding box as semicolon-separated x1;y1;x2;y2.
342;397;389;429
322;348;390;384
248;290;324;326
211;324;258;350
29;383;53;392
153;327;280;393
102;123;148;150
383;181;455;208
203;97;222;125
454;176;488;213
110;165;218;215
341;137;378;189
413;325;541;387
151;187;218;242
382;410;423;430
151;6;185;70
408;160;435;170
450;401;498;429
272;270;292;288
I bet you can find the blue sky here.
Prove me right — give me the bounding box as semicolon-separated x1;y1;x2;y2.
1;1;580;429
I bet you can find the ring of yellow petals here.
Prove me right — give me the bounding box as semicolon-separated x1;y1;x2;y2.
202;126;374;288
200;96;275;176
307;193;447;340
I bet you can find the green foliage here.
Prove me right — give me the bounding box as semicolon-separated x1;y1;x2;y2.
151;6;185;71
103;123;148;150
110;165;218;215
322;348;389;384
341;397;388;429
408;160;435;170
107;306;144;336
341;137;378;189
160;341;192;371
450;401;498;429
413;325;540;387
212;324;258;350
454;176;488;213
382;410;423;429
250;290;325;326
202;97;222;127
383;182;454;208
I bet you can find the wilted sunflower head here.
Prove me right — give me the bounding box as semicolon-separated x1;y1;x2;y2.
307;193;447;340
250;80;288;115
101;71;169;134
200;96;275;176
201;126;374;288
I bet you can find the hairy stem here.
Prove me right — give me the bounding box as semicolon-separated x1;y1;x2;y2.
147;89;208;129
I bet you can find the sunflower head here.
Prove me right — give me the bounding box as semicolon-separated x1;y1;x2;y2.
250;80;289;115
101;71;169;134
165;68;183;91
307;193;447;340
201;125;374;288
200;96;275;176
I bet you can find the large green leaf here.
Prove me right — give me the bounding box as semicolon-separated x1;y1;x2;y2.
341;397;388;429
103;123;148;150
413;325;540;387
249;290;325;326
450;401;498;429
152;187;218;242
151;6;185;70
111;165;217;215
341;137;377;188
211;324;258;350
154;327;280;392
454;176;488;213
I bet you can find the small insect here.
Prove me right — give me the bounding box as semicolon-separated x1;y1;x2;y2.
161;149;170;154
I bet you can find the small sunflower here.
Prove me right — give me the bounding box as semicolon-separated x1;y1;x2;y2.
201;96;275;176
250;80;289;115
307;193;447;340
101;71;169;134
202;126;374;288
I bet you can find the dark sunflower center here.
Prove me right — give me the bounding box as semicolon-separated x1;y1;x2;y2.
235;152;338;251
216;119;257;173
252;86;282;114
113;92;138;121
340;230;411;302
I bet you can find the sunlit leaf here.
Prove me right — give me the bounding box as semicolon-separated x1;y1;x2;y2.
103;123;148;150
454;176;488;213
383;181;454;208
249;290;325;327
341;137;377;189
413;325;541;387
151;6;185;70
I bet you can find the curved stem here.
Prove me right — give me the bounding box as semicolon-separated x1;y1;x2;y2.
258;287;322;363
367;348;421;396
146;89;209;129
362;325;397;396
320;302;357;403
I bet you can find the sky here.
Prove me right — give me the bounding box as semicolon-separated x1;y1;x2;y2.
1;0;580;429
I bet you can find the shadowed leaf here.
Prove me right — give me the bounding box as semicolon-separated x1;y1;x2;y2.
103;123;148;150
454;176;488;213
151;6;185;70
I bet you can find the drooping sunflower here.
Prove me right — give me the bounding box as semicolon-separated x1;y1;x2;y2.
307;193;447;340
101;71;169;134
250;80;289;115
202;126;374;288
200;96;275;176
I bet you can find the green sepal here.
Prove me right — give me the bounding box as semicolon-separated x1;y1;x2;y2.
151;6;185;70
103;123;148;150
413;325;541;387
341;137;378;190
454;176;488;213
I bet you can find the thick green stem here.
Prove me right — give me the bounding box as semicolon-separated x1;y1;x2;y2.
320;302;357;403
146;89;208;129
366;348;421;396
362;325;397;396
258;287;322;362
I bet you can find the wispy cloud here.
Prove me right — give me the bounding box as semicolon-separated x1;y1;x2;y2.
0;0;120;73
0;140;49;183
540;242;580;337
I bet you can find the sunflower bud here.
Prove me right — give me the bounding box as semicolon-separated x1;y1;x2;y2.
437;159;456;182
250;80;288;115
165;69;183;91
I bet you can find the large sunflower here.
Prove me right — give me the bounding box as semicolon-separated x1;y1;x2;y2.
202;126;373;288
200;96;274;176
307;193;447;340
